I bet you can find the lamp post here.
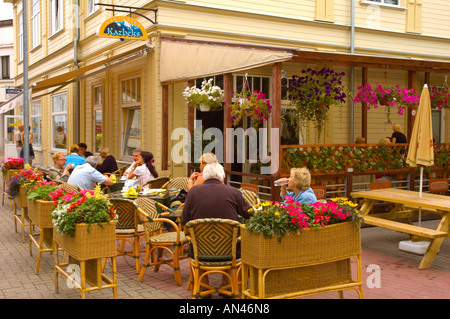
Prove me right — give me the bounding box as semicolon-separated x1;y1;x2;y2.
22;0;29;164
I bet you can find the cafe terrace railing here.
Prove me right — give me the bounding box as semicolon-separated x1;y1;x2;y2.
222;143;450;201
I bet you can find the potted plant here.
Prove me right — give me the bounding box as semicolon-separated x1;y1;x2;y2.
8;168;43;208
288;67;347;139
228;83;272;129
1;157;24;175
27;180;59;228
429;86;450;110
352;83;420;123
241;197;363;299
182;78;224;111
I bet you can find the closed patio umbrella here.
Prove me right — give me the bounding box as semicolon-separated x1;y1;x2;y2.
406;84;434;226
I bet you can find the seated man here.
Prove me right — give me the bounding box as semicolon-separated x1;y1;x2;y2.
181;162;252;258
65;144;86;168
67;156;114;190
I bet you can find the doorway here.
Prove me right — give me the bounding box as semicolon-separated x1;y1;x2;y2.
4;115;22;159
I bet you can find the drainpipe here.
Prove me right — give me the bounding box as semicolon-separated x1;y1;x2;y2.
74;0;80;143
349;0;355;143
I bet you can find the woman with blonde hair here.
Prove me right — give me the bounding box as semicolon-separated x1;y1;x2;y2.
48;152;72;182
96;146;119;174
391;123;407;144
187;153;218;190
280;167;317;204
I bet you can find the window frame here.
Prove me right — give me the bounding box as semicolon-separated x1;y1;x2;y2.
31;0;41;49
120;76;141;161
51;0;63;35
1;56;10;79
18;12;23;62
51;93;68;151
87;0;98;17
30;99;42;150
93;85;103;153
362;0;401;7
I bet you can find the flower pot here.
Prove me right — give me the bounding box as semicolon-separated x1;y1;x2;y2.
53;221;117;261
241;222;363;299
199;103;211;112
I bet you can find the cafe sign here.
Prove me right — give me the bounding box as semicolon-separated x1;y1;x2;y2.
97;16;147;40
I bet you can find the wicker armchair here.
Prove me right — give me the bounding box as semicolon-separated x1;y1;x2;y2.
241;189;261;207
184;218;242;299
58;181;80;192
102;198;145;274
158;170;171;178
145;176;170;189
162;177;189;191
134;197;188;285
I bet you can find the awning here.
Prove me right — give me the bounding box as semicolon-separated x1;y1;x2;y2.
33;44;152;93
160;38;294;84
0;44;152;114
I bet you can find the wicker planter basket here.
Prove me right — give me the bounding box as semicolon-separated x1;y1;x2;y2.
28;199;54;228
241;222;363;299
13;185;28;209
53;221;117;261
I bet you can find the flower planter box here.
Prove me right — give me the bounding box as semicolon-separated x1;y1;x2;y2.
27;199;54;229
241;222;363;299
13;185;28;209
53;221;117;261
54;221;118;299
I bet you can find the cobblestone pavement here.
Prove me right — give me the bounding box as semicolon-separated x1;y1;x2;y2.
1;179;449;300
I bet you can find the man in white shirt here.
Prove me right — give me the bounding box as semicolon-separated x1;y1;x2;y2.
15;124;24;157
68;156;114;190
123;149;141;177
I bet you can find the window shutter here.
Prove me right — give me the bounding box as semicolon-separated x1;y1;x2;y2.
406;0;422;34
315;0;334;22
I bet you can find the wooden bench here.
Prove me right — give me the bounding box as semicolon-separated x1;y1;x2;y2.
363;216;448;239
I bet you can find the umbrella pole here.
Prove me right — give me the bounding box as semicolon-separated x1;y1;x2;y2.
418;166;423;227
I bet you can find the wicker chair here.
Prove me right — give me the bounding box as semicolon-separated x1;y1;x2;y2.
145;176;170;189
58;181;80;192
158;170;171;178
162;177;189;191
241;189;261;207
134;197;188;285
102;198;145;274
184;218;242;299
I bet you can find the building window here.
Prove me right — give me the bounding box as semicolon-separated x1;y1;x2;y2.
1;56;10;79
234;74;271;100
87;0;98;16
51;0;63;35
52;93;67;150
93;85;102;152
18;13;23;61
31;0;40;48
121;77;141;159
365;0;400;6
30;99;41;148
432;109;445;143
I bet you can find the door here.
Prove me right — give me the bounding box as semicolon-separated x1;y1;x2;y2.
4;115;22;159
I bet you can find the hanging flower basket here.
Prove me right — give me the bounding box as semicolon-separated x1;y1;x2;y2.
287;67;347;139
429;86;450;110
352;83;420;123
183;78;224;111
228;83;272;129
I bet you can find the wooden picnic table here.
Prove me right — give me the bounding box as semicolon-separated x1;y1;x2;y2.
351;188;449;269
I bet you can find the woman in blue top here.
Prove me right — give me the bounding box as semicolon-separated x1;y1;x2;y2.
280;168;317;204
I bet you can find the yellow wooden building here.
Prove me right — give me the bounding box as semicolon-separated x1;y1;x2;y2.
4;0;450;179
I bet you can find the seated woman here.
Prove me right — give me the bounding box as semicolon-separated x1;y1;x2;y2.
128;151;158;188
280;167;317;204
48;152;72;182
187;153;218;190
96;146;119;174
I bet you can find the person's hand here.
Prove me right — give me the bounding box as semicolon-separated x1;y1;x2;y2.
189;172;200;181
